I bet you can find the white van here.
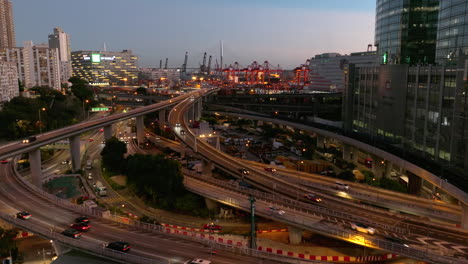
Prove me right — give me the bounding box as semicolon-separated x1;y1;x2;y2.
184;259;211;264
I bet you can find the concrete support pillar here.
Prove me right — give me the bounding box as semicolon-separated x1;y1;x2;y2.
407;171;422;195
461;203;468;229
197;99;202;120
204;198;219;211
69;135;81;172
136;116;145;145
383;160;392;178
202;159;213;177
342;144;352;162
180;145;185;159
29;148;42;187
288;225;303;245
316;136;325;149
103;124;113;141
215;136;220;150
188;107;195;123
158;109;166;127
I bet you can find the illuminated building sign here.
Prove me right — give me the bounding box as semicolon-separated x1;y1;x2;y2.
91;107;110;112
83;54;116;62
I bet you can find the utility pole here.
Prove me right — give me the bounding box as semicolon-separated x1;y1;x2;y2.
249;195;256;249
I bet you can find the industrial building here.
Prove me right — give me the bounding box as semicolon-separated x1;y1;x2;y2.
71;50;138;86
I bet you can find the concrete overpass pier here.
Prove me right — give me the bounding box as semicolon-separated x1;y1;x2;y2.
196;99;202;120
462;203;468;229
69;135;81;172
29;148;42;187
204;198;219;211
103;124;113;141
159;109;166;127
188;106;195;123
288;226;303;244
202;159;213;177
136;116;145;145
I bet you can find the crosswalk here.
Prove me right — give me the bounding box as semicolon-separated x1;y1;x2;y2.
99;195;126;206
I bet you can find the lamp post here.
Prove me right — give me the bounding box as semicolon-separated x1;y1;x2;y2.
82;99;90;119
38;107;46;134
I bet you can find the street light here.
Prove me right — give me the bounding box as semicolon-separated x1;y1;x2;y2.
82;99;90;119
38;107;46;134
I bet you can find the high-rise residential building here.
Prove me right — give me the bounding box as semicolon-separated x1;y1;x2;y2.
309;52;377;92
48;27;72;83
0;0;15;48
435;0;468;64
0;60;18;103
0;41;62;91
375;0;439;65
71;50;138;86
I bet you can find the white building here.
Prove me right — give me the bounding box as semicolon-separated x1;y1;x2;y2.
309;52;377;92
0;60;18;103
48;27;72;83
1;41;61;90
139;68;181;82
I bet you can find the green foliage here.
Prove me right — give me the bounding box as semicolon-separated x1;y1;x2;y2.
336;170;355;181
200;116;217;126
101;137;127;174
69;77;92;101
136;87;147;95
126;153;184;209
376;177;408;193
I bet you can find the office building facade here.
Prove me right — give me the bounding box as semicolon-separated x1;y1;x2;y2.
375;0;439;65
71;50;138;86
435;0;468;64
48;27;72;83
309;52;377;92
0;60;18;103
0;0;15;48
0;41;62;90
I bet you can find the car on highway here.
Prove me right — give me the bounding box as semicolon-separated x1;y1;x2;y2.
266;206;285;217
203;223;222;231
70;222;91;232
61;159;70;165
239;168;250;175
106;241;131;252
22;136;37;144
0;159;8;164
75;216;90;224
87;173;93;180
350;222;376;235
99;128;104;132
61;229;82;239
384;236;409;247
304;193;323;203
180;130;186;135
88;138;94;142
264;167;277;172
175;123;181;127
184;259;211;264
335;181;349;191
16;211;31;220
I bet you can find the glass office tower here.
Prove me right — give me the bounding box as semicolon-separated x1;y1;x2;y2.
375;0;439;65
435;0;468;64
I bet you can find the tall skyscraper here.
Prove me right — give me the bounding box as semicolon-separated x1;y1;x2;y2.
0;0;15;48
435;0;468;64
375;0;439;65
48;27;72;83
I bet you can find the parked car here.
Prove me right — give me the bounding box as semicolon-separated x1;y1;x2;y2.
16;211;31;220
335;181;349;191
61;229;82;239
304;193;323;203
203;224;222;231
266;206;285;217
70;222;91;232
106;241;131;252
350;222;376;235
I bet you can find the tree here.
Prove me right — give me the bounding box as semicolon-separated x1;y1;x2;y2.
136;87;147;95
101;137;127;173
0;227;18;258
68;77;93;102
126;153;184;209
336;170;355;181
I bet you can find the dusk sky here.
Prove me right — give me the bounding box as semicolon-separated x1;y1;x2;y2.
13;0;376;69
